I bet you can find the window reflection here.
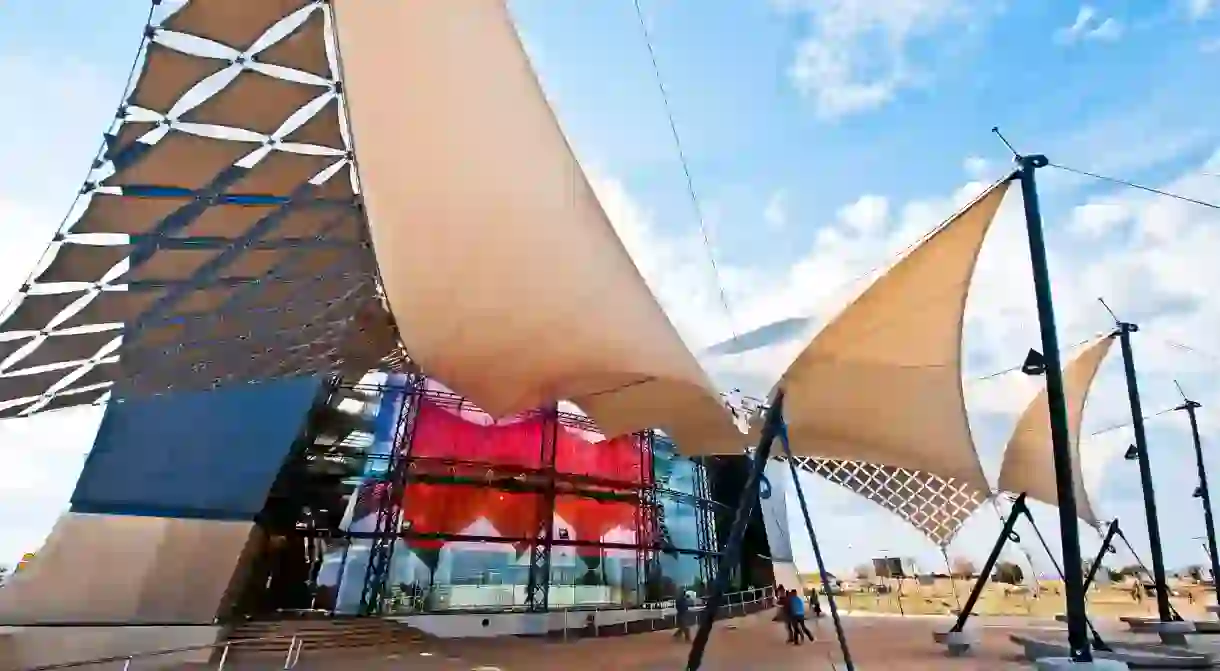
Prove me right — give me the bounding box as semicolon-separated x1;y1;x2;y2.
280;381;723;616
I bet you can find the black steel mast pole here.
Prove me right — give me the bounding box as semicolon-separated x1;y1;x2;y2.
1116;322;1173;622
685;393;785;671
1016;154;1092;662
1182;399;1220;604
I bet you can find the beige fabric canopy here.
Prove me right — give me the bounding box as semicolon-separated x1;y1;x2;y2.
774;180;1011;493
997;335;1114;527
329;0;744;454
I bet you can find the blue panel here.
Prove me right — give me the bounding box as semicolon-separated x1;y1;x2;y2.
70;377;323;521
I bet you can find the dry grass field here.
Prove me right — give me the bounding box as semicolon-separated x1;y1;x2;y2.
801;576;1216;620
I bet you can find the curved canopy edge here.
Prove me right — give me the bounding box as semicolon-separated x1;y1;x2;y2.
997;335;1115;527
330;0;743;452
775;179;1012;493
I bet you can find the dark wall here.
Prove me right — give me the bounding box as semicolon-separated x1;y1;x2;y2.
71;377;323;521
705;455;775;590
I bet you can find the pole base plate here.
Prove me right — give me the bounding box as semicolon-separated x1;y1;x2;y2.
932;630;978;657
1035;658;1129;670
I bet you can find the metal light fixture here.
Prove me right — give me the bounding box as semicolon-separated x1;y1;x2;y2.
1021;348;1047;376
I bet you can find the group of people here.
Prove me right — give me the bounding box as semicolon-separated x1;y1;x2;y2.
775;584;817;645
668;584;819;646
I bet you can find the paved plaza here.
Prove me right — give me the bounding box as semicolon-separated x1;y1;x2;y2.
275;613;1045;670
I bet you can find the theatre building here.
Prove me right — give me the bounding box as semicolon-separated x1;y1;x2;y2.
0;373;779;627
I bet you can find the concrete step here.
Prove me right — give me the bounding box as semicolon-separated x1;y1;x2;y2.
222;618;429;659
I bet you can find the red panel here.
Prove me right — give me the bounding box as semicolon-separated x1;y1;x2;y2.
402;483;542;540
555;495;637;544
485;491;546;540
401;483;481;536
410;398;647;485
410;399;549;468
555;430;644;484
402;398;649;555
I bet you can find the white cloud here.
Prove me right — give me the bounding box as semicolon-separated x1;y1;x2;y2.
1088;17;1124;41
764;190;788;230
1057;6;1125;44
1069;198;1130;238
779;0;984;118
963;156;990;178
1059;6;1097;41
838;194;889;234
1189;0;1216;21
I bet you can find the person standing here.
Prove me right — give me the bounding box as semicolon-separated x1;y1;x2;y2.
774;584;788;623
809;585;824;617
789;589;816;643
673;591;692;642
775;585;797;643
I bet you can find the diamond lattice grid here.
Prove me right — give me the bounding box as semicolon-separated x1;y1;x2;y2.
0;0;403;419
795;457;987;547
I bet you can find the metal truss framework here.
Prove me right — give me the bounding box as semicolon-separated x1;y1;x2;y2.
0;0;401;419
341;384;724;615
692;457;717;587
637;431;660;603
524;406;560;612
357;376;420;616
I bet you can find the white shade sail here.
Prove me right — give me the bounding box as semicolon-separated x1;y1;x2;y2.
775;180;1011;494
997;335;1115;527
329;0;743;453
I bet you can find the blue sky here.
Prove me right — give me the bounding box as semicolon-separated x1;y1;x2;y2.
2;0;1220;579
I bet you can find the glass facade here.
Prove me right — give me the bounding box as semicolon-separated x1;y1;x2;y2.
285;375;722;616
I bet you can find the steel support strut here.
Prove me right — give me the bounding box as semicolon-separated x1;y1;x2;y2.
1116;322;1174;622
525;405;559;612
1016;155;1092;661
950;495;1110;652
1082;520;1120;593
1181;399;1220;605
779;425;854;670
951;494;1027;633
684;393;785;671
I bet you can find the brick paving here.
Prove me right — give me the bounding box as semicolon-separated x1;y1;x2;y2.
277;613;1043;670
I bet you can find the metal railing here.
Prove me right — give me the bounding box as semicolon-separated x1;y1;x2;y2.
548;586;775;641
19;635;301;671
